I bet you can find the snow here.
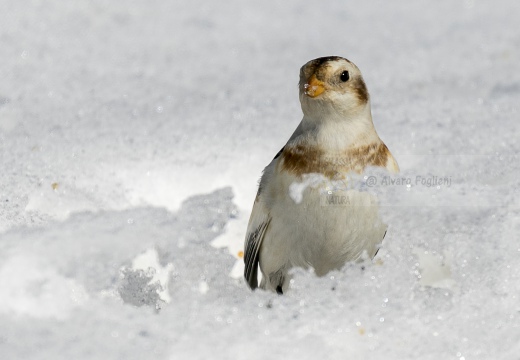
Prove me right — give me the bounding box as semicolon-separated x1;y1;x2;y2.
1;0;520;359
288;174;330;204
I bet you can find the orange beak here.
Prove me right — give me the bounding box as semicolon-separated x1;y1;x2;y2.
304;75;325;98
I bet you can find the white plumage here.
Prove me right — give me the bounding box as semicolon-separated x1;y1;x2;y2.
244;56;399;293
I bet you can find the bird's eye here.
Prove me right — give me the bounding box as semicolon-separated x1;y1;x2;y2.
340;71;349;82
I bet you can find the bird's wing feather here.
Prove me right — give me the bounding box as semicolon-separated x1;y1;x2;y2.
244;153;280;290
243;199;271;290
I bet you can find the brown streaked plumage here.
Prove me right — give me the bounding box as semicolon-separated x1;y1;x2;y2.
352;76;369;103
280;142;393;178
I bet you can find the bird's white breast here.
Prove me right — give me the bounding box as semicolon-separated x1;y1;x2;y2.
259;170;386;278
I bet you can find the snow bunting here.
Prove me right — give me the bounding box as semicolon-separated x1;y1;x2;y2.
244;56;399;293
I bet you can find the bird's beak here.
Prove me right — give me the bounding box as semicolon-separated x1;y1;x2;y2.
304;75;325;98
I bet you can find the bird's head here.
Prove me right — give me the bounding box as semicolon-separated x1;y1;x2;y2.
299;56;370;120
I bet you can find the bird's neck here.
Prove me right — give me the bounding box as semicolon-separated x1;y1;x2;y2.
298;102;381;151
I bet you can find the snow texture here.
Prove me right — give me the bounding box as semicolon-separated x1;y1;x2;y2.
1;0;520;359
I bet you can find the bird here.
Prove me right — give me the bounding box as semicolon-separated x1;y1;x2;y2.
244;56;399;294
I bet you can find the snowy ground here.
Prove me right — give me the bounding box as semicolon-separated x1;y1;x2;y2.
1;0;520;359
